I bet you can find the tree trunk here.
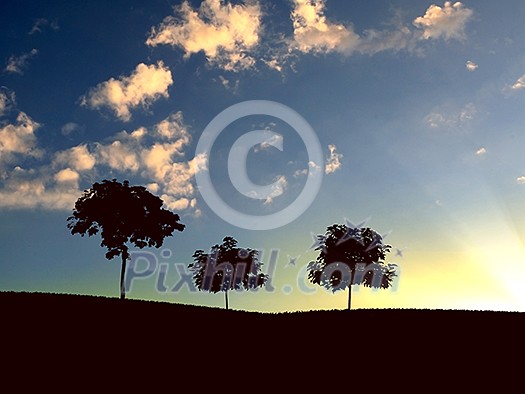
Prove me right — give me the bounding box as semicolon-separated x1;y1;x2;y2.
225;290;229;310
120;247;129;300
347;285;352;310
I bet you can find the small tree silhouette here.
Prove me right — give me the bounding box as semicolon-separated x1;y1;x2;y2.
67;179;185;300
307;224;397;310
189;236;268;310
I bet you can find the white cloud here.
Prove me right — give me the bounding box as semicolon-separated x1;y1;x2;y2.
154;111;191;144
81;61;173;121
293;168;308;178
425;112;447;128
151;154;206;210
0;111;41;161
357;26;416;56
290;0;360;55
90;114;206;214
142;0;475;74
325;144;342;174
511;74;525;90
252;131;283;153
517;176;525;185
413;2;473;41
459;102;476;123
425;102;476;129
308;160;323;176
146;182;160;193
96;140;141;172
61;122;81;136
146;0;262;72
0;89;15;116
280;1;470;66
142;143;183;179
28;18;59;35
161;195;198;211
262;58;284;73
0;170;80;210
0;94;81;210
217;75;240;93
263;175;288;205
475;147;487;156
54;144;96;172
54;168;80;186
466;60;478;71
293;158;325;178
0;110;206;212
4;49;38;74
1;112;204;212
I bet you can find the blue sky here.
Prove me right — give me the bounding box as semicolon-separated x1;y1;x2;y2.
1;0;524;312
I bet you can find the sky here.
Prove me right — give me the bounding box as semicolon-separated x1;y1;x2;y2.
1;0;524;312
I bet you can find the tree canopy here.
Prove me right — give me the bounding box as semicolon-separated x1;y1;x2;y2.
307;223;397;309
189;236;268;309
67;179;185;299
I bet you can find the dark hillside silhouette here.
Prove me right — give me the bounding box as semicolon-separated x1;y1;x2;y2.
2;291;524;359
189;236;268;309
67;179;185;299
3;291;523;389
308;223;397;309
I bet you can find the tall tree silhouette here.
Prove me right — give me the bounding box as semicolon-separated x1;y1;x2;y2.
67;179;185;300
307;224;397;310
189;236;268;310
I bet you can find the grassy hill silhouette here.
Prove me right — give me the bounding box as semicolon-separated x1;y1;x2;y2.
2;290;524;360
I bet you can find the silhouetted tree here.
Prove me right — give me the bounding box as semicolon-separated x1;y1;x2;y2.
189;236;268;309
67;179;185;300
307;224;397;310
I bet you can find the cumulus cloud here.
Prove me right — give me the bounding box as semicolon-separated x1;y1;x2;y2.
54;168;80;186
146;0;262;72
154;112;191;145
466;60;478;71
90;112;205;213
325;144;342;174
282;1;470;64
81;61;173;121
0;93;83;210
0;183;80;210
0;167;80;210
96;140;141;172
143;1;474;73
0;107;204;213
511;74;525;90
4;49;38;74
0;111;41;162
290;0;360;55
53;144;96;172
413;1;473;41
517;176;525;185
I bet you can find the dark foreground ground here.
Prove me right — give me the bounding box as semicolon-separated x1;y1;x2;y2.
3;290;524;337
2;290;524;379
